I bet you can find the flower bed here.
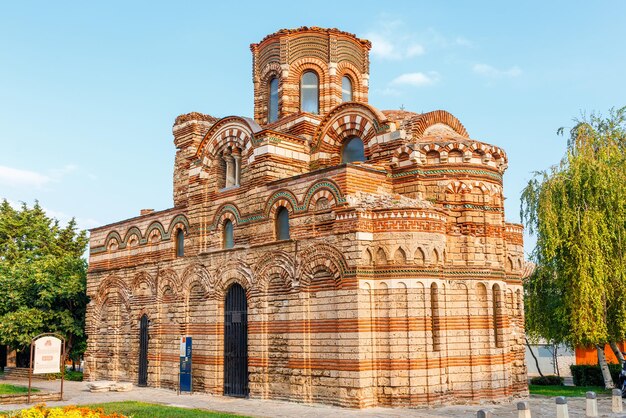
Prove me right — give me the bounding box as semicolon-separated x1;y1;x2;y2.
3;404;126;417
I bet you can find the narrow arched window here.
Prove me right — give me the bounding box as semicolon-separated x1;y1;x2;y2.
268;77;279;123
430;283;441;351
341;75;353;102
342;137;365;163
275;207;290;240
300;71;319;114
175;229;184;257
493;284;503;348
223;219;234;249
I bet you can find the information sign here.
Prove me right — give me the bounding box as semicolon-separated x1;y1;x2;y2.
179;336;192;393
33;336;62;374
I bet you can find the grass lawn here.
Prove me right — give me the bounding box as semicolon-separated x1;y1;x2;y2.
88;401;249;418
530;385;612;397
0;384;39;395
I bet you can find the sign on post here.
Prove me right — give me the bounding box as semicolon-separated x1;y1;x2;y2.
28;333;65;403
178;336;192;394
33;336;62;374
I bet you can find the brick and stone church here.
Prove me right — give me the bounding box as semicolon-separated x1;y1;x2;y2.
86;27;527;408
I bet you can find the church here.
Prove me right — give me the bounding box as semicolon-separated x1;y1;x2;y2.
85;27;527;408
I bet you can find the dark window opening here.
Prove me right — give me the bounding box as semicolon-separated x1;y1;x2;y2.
268;77;279;123
224;219;234;249
276;207;290;240
342;137;366;163
176;229;184;257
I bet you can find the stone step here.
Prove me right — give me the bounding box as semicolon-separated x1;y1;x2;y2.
1;367;58;380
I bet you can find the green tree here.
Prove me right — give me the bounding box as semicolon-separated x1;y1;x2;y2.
0;200;88;369
521;107;626;388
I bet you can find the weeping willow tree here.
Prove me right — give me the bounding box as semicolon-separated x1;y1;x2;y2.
521;107;626;388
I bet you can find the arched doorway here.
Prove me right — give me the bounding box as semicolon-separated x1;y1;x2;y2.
138;314;149;387
223;283;248;397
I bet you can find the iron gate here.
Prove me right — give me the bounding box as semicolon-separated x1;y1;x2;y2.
138;314;149;387
223;283;248;397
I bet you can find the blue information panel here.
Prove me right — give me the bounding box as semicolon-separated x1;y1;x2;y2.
179;336;192;393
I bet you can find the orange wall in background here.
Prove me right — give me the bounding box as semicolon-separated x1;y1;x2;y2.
576;342;626;365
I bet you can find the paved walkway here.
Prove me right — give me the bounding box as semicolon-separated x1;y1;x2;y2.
1;378;625;417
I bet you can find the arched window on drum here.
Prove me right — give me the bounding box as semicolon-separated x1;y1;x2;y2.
341;75;353;102
300;71;319;114
268;77;279;123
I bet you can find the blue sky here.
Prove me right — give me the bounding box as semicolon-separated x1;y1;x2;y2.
1;1;625;255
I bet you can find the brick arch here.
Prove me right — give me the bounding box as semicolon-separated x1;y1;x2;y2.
158;268;182;297
311;102;390;155
441;142;468;153
259;61;283;84
362;247;374;265
94;275;131;308
210;203;243;231
88;284;132;379
445;180;472;195
411;110;469;139
135;307;156;322
145;221;165;244
131;271;156;297
336;61;364;100
195;116;259;160
103;231;123;251
264;189;298;218
393;246;408;264
302;179;345;211
214;259;254;296
258;62;284;124
122;227;143;246
181;263;215;297
375;246;389;265
286;57;329;115
167;214;190;237
254;250;296;293
414;247;426;265
390;145;421;167
432;248;441;265
298;243;349;289
90;288;132;322
288;58;329;85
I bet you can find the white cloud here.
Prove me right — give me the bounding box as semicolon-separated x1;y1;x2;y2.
43;206;100;230
2;200;100;231
455;37;472;47
473;63;522;78
365;23;426;61
391;72;440;87
406;43;425;57
378;87;402;97
50;164;78;177
0;163;80;189
0;165;51;188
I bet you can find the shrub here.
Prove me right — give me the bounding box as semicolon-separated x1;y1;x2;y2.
64;371;84;382
45;371;83;382
570;364;622;386
530;375;564;385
